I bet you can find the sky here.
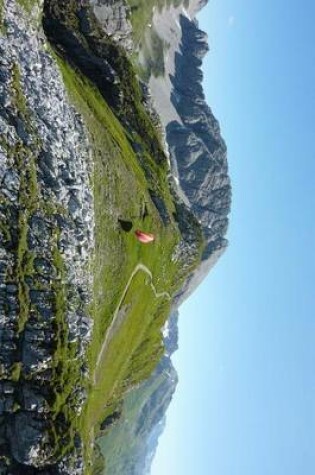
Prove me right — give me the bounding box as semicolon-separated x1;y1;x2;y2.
152;1;315;474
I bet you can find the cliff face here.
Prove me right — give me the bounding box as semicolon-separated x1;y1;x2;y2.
149;3;231;303
168;13;231;303
169;15;230;260
91;0;133;52
0;1;94;472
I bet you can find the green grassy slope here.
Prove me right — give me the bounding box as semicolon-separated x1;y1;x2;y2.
0;0;4;31
43;1;203;471
55;55;202;472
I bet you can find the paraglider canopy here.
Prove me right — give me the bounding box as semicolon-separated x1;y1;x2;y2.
135;230;155;244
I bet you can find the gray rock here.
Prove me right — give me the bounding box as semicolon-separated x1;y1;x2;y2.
23;386;49;413
7;412;52;466
91;0;133;52
147;9;231;303
34;257;53;276
167;14;231;274
0;0;95;468
3;170;20;192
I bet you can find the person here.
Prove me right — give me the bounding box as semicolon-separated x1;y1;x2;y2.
118;219;133;232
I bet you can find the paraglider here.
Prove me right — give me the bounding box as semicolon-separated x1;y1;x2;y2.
135;230;155;244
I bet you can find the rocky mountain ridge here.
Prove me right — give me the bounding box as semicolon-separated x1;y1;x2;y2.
148;1;231;303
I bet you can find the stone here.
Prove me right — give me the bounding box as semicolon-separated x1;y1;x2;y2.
7;412;51;466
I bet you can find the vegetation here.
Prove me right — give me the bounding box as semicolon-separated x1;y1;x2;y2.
43;0;203;470
4;59;84;457
10;362;22;382
96;369;168;474
54;54;200;472
17;0;38;12
0;0;201;471
11;64;28;116
0;0;4;33
8;64;38;335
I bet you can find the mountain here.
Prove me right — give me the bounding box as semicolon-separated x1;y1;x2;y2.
92;1;231;474
95;311;179;475
0;0;229;473
147;0;231;304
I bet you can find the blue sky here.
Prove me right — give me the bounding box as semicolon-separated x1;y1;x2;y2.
152;1;315;474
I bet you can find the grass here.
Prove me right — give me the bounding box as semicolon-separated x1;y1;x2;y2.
11;63;29;122
17;0;38;12
10;362;22;382
49;237;83;457
96;369;169;474
7;65;39;335
0;0;4;33
54;53;202;473
41;2;204;469
86;271;169;427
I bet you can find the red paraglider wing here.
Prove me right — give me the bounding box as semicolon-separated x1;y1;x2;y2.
135;230;155;243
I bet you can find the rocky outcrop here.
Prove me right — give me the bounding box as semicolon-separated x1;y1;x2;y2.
91;0;133;52
147;1;231;301
169;14;230;251
0;0;94;472
168;12;231;302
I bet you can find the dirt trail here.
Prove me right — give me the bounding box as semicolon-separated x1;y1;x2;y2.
94;263;171;384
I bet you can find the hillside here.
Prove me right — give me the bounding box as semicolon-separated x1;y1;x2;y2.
91;0;231;473
0;0;229;474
